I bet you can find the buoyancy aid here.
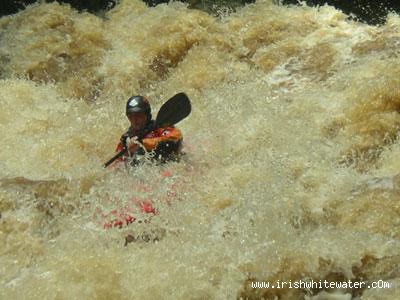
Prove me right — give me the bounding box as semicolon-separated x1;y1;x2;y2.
115;125;182;164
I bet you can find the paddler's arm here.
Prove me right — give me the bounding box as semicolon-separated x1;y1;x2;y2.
116;133;139;156
142;127;182;151
124;137;139;154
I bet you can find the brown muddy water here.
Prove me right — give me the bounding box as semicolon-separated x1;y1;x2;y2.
0;0;400;299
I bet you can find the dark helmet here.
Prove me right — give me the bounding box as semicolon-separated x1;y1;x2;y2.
126;95;151;120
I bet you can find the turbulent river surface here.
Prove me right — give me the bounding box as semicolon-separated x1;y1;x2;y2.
1;0;400;299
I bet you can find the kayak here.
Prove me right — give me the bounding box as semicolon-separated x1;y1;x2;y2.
94;165;184;230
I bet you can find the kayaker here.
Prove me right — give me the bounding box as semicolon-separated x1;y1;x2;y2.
115;95;183;165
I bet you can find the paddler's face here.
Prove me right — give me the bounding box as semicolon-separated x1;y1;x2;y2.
127;112;147;131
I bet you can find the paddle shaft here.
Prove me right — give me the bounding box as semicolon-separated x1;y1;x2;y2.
104;148;127;168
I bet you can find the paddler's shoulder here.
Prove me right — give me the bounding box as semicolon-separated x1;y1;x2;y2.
144;126;182;139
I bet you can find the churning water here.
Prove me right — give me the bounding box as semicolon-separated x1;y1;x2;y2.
0;0;400;299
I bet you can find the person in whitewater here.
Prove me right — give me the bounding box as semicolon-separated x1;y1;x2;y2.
114;95;183;165
102;93;189;231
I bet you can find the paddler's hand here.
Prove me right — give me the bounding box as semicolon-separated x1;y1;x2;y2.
120;132;130;149
126;137;139;154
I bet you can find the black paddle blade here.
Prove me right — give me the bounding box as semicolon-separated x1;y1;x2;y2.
155;92;191;127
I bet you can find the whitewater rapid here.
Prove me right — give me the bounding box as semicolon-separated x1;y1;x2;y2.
1;1;399;299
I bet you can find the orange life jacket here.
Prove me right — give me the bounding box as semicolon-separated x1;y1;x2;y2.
115;126;182;164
